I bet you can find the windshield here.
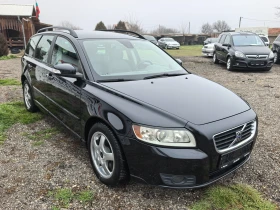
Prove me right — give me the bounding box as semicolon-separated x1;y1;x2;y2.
82;39;186;81
165;38;175;41
232;35;265;46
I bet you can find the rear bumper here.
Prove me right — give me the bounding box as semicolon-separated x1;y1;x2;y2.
202;48;214;56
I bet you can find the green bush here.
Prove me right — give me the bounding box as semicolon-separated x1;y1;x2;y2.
95;21;107;30
0;33;8;56
115;21;127;30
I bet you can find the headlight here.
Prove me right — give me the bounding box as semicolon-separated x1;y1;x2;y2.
269;51;274;59
235;51;246;58
132;125;196;147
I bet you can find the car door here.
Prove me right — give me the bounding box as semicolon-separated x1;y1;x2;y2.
47;36;85;135
221;35;231;62
216;35;226;60
30;35;55;110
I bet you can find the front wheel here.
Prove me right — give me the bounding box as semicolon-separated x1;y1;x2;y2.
274;52;279;64
88;123;128;186
23;80;38;112
226;57;233;71
213;52;219;64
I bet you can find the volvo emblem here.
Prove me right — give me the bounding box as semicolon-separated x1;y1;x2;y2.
235;131;243;142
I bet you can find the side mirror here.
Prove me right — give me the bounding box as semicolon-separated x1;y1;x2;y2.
222;43;231;48
54;63;76;75
176;58;183;66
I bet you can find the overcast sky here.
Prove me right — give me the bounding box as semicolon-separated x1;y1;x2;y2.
1;0;280;33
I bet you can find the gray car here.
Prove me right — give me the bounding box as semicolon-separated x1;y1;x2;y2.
143;35;158;45
158;37;180;49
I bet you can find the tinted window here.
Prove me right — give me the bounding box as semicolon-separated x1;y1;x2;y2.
224;35;231;45
35;35;54;62
219;35;226;44
260;37;268;42
51;37;82;73
232;35;264;46
25;35;41;57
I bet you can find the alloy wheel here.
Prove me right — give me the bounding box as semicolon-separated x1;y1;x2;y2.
24;83;31;109
90;132;115;179
227;58;231;70
274;52;278;63
213;54;216;62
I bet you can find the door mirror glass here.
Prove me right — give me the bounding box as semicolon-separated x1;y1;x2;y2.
54;63;76;75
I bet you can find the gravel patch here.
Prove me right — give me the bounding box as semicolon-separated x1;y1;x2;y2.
0;57;279;209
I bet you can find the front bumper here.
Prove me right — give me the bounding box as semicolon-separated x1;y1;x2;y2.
232;56;274;69
120;110;257;188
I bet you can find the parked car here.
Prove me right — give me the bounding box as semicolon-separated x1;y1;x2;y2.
272;34;280;64
203;38;218;45
143;35;158;45
202;38;218;57
258;34;269;46
158;37;180;49
213;32;274;71
22;27;258;188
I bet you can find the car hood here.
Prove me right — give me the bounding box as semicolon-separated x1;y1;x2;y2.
101;74;250;125
233;46;271;55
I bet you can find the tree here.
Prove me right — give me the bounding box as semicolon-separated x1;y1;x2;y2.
0;33;8;56
59;21;82;30
95;21;107;30
276;6;280;18
115;21;127;30
180;22;189;35
212;20;231;33
201;23;213;34
151;25;179;35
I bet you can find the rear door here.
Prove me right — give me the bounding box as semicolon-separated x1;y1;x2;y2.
47;36;85;135
31;35;55;110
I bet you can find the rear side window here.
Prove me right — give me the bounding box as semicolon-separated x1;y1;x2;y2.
219;35;226;44
35;35;54;63
25;35;41;57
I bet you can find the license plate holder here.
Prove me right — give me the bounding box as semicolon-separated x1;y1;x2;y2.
251;61;264;66
220;143;252;169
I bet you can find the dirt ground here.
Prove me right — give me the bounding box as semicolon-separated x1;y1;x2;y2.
0;58;280;209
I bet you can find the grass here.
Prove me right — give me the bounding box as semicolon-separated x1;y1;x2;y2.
0;78;21;86
166;45;203;57
191;184;278;210
0;55;17;60
48;188;94;209
0;101;43;144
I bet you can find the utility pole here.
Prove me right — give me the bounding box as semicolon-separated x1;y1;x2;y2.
239;17;242;28
189;22;190;34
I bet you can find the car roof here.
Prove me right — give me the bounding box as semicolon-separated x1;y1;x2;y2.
222;32;256;36
37;30;141;40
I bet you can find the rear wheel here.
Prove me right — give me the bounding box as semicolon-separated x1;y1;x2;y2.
88;123;128;186
213;53;219;64
165;45;168;49
23;80;38;112
226;57;233;71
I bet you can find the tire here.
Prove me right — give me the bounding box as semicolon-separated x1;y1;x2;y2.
23;80;38;112
213;52;219;64
87;122;128;186
274;52;279;64
226;57;233;71
165;45;168;49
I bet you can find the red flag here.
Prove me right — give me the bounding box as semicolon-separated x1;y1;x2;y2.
36;1;40;18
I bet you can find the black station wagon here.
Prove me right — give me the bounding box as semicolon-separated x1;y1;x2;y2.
21;27;258;188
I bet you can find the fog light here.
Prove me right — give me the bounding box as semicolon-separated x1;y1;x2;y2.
171;175;185;184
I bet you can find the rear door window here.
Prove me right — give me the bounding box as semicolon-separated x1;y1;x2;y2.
35;35;54;63
25;35;42;57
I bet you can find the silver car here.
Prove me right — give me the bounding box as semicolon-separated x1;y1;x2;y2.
158;38;180;49
202;38;218;57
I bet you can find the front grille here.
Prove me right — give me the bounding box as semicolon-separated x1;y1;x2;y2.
213;121;256;153
246;55;268;59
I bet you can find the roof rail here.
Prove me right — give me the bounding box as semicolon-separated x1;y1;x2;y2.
37;26;78;38
99;29;146;40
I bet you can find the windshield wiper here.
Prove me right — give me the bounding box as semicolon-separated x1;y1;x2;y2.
143;73;187;80
96;78;133;83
